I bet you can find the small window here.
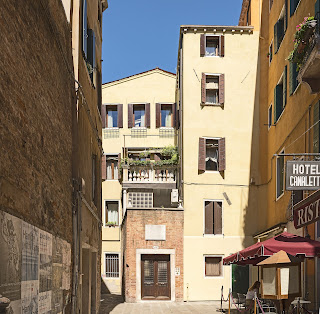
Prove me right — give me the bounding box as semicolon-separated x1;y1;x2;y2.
161;105;173;127
204;201;222;235
106;106;118;128
274;5;287;53
205;256;222;277
106;155;118;180
206;139;219;171
274;66;287;123
276;150;285;199
269;42;273;63
105;201;119;226
105;253;119;278
290;0;300;16
206;36;219;56
268;104;273;129
133;105;145;127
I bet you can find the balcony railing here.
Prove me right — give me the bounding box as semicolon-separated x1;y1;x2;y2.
122;165;177;183
297;13;320;93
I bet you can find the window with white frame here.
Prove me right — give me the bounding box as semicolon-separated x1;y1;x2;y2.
105;201;119;226
105;253;119;278
268;104;273;129
205;256;222;277
276;150;285;198
106;155;118;180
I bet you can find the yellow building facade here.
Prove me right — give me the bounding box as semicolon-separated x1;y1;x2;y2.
176;24;261;300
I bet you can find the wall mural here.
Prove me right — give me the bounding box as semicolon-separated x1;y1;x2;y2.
0;211;71;313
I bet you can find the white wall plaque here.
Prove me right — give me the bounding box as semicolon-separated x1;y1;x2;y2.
145;225;166;241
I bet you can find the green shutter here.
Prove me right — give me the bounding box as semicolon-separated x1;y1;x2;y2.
274;84;283;122
316;0;320;15
289;62;294;95
274;87;277;123
290;0;295;16
283;66;287;108
314;102;320;153
274;22;279;53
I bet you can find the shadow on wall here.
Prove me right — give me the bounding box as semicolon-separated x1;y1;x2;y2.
100;278;124;313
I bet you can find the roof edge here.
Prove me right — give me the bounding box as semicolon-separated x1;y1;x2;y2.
180;25;254;31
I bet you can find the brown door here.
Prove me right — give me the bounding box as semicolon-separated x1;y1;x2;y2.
141;254;171;300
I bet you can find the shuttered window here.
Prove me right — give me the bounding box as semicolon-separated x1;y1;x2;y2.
87;28;96;83
102;154;121;181
102;104;123;128
274;3;287;53
268;104;273;129
128;104;150;128
200;35;225;57
274;66;287;123
289;62;299;95
156;103;176;128
204;201;223;235
201;74;225;105
290;0;300;16
205;256;222;277
198;137;226;172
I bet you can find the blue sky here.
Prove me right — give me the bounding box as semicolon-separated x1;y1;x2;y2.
101;0;243;83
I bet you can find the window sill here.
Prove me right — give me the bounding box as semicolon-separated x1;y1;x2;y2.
276;191;284;202
203;234;224;238
204;170;220;173
201;102;223;107
204;55;221;58
104;127;119;130
104;225;119;228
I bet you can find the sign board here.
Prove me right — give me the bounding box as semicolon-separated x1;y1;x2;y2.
286;161;320;191
293;189;320;229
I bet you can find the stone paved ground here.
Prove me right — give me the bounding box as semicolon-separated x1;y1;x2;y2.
99;294;233;314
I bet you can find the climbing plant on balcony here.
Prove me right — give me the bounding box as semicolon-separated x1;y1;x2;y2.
288;16;316;70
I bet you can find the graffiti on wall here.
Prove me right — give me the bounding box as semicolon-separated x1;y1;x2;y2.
0;211;71;313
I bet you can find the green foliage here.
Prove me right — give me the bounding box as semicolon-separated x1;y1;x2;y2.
160;145;178;157
106;221;117;226
139;151;150;158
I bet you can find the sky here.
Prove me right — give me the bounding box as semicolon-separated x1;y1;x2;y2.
101;0;243;84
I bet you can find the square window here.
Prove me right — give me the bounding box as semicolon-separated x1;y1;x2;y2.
205;256;222;277
105;253;119;278
133;105;145;127
204;201;222;235
206;139;219;171
106;155;119;180
276;150;285;199
206;36;219;56
107;106;118;128
161;104;173;127
105;201;119;226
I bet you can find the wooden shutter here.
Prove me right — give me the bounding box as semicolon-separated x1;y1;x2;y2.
82;0;87;57
156;103;161;128
200;34;205;56
214;202;222;234
101;104;107;128
284;0;288;32
145;103;150;128
314;102;320;153
289;62;294;96
128;104;133;128
117;104;123;128
220;35;225;57
218;137;226;171
118;153;122;180
172;103;176;128
198;137;206;172
201;73;206;104
101;155;106;180
205;202;214;234
219;74;225;104
274;22;278;53
283;66;287;108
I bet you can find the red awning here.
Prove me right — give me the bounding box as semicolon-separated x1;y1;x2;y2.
223;232;320;265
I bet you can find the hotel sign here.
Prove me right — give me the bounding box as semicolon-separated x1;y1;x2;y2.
293;189;320;229
286;161;320;191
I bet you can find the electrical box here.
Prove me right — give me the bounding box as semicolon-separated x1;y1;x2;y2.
171;189;179;203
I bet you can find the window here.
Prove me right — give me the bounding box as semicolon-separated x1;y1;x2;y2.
205;256;222;277
269;41;273;63
200;35;224;57
105;201;119;226
268;104;273;129
128;103;150;128
156;103;176;128
92;154;97;204
276;150;285;199
198;137;226;172
274;4;287;53
107;106;118;128
128;191;153;208
290;0;300;16
274;66;287;123
106;155;119;180
201;74;225;105
105;253;119;278
204;201;222;235
102;104;123;129
289;62;299;95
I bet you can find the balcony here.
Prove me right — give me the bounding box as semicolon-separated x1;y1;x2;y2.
296;14;320;93
122;165;177;189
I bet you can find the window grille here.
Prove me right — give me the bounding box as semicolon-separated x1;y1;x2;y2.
131;127;147;138
128;192;153;208
159;127;175;138
105;253;119;278
104;128;119;139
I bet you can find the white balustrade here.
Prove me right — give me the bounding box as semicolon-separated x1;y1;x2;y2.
126;167;176;183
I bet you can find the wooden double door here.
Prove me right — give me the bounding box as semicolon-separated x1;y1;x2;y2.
141;254;171;300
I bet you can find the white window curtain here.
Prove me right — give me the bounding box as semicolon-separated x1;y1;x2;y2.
106;159;118;180
106;202;119;225
206;147;218;163
107;109;117;127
